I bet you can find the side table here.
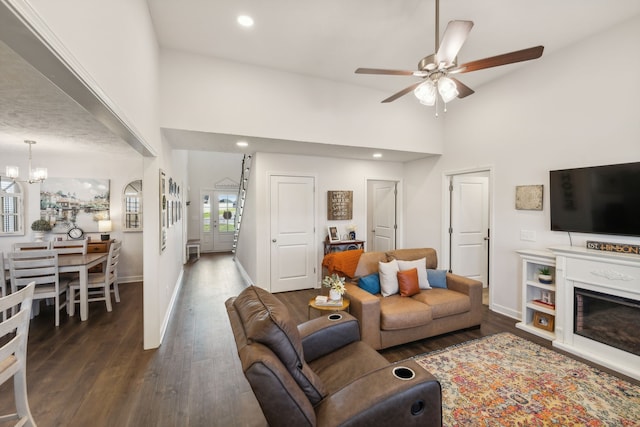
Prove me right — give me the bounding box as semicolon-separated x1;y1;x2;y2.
308;297;350;319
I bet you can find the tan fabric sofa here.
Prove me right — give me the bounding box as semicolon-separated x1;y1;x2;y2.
344;248;483;350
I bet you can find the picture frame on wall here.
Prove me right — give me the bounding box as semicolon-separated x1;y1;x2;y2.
159;169;167;253
328;226;340;243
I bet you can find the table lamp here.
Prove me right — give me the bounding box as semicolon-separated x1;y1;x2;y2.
98;220;112;241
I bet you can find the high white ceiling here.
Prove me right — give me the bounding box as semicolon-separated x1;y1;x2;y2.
147;0;640;94
2;1;640;160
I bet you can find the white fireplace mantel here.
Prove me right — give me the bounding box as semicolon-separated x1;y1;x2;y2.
550;245;640;381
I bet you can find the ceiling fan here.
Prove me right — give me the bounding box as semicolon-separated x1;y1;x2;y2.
355;0;544;112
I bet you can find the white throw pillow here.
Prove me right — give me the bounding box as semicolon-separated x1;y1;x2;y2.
378;259;400;297
397;258;431;289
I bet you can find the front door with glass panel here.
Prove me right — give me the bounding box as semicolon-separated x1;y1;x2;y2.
213;190;237;251
200;189;237;252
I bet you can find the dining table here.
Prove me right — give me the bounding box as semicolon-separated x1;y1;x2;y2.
3;251;108;322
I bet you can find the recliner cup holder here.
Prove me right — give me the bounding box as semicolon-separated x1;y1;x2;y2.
392;366;415;380
327;313;342;321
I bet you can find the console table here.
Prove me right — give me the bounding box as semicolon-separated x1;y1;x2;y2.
323;240;365;255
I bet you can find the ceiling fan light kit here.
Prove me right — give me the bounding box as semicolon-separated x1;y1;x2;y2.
355;0;544;116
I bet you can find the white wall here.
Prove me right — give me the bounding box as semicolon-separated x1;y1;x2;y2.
236;151;404;290
159;49;444;156
404;14;640;319
0;149;143;282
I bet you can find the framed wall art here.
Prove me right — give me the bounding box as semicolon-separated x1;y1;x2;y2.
327;190;353;220
40;177;110;234
515;185;543;210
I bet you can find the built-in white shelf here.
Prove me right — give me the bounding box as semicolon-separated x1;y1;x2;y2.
515;249;557;341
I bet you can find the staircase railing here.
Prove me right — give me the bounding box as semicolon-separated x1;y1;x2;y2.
233;154;252;254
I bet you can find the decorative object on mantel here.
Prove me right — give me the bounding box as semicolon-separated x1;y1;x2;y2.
322;273;346;301
31;219;51;242
537;266;552;284
515;185;543;210
327;190;353;220
586;240;640;256
4;140;47;186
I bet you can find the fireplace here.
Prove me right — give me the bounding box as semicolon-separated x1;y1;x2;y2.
574;288;640;357
551;245;640;381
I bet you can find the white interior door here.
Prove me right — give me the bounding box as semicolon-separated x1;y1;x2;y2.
450;175;489;286
368;180;397;252
200;190;214;252
270;175;316;293
213;190;237;252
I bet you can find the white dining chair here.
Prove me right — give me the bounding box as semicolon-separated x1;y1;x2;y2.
0;281;36;427
51;238;88;255
68;240;122;315
52;239;88;283
8;250;68;327
12;241;52;251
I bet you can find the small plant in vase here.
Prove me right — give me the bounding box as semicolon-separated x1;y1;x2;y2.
322;274;346;301
31;219;52;242
538;267;552;284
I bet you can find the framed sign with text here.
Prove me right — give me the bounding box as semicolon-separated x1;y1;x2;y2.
327;190;353;220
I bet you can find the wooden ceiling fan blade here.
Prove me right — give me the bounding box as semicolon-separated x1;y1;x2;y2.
382;81;423;103
458;45;544;73
436;20;473;66
450;77;475;98
355;67;415;76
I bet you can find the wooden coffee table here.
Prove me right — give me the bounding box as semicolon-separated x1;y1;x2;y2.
308;297;350;319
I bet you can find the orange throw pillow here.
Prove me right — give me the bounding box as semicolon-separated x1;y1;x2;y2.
397;268;420;297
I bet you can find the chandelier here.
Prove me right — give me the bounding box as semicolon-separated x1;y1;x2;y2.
5;140;48;184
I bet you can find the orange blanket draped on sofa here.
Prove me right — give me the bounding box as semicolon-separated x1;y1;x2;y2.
322;249;363;278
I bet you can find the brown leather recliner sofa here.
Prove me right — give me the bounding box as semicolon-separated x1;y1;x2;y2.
344;248;483;350
225;286;442;427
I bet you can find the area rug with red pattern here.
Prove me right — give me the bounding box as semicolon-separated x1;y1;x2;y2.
413;333;640;426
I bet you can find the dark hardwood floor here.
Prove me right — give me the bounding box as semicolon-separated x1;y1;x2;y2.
1;252;636;426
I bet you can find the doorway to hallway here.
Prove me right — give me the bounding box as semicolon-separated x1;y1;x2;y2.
367;180;398;252
442;169;492;306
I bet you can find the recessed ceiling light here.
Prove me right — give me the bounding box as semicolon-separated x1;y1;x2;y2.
237;15;254;28
236;141;249;147
373;153;382;158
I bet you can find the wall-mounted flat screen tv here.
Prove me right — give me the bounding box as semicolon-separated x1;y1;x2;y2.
549;162;640;237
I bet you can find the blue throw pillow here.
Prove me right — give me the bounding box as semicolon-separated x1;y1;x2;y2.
426;269;447;288
358;273;381;295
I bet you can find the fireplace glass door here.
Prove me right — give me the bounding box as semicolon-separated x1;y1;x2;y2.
574;288;640;357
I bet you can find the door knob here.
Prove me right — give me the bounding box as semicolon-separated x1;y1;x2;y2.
272;239;277;242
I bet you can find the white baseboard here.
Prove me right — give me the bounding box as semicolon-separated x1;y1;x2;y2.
233;256;254;286
159;268;184;345
119;275;143;283
489;302;520;321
